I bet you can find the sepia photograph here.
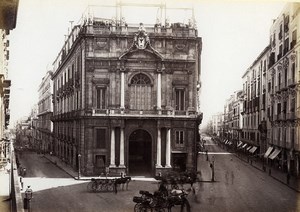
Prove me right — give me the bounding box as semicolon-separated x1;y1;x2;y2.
0;0;299;211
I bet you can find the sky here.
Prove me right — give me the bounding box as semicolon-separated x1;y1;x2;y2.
8;0;286;127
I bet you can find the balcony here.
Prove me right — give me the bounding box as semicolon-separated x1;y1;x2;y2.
280;82;288;91
90;108;199;118
279;113;286;120
274;114;280;121
288;78;296;87
287;112;296;120
0;0;19;30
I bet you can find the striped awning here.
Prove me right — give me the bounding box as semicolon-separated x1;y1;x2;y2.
241;144;247;149
264;147;273;158
249;146;258;154
269;148;281;160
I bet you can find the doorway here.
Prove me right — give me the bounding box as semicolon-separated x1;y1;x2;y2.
129;129;152;176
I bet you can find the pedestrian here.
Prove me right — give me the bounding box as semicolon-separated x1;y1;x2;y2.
19;165;23;176
23;167;26;176
20;177;23;190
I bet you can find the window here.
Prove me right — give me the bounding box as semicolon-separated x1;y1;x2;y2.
175;89;185;111
129;73;152;110
291;63;295;82
284;68;288;86
96;129;106;149
277;103;281;115
290;98;295;112
291;30;297;48
96;87;106;109
175;130;184;146
131;73;151;85
291;128;295;145
284;38;289;55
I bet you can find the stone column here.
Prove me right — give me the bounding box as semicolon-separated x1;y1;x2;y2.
156;128;162;168
157;72;161;110
119;128;125;167
120;70;125;110
110;128;116;167
165;128;171;167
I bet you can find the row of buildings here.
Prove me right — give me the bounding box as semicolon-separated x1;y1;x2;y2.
211;3;300;176
0;0;19;162
28;3;203;177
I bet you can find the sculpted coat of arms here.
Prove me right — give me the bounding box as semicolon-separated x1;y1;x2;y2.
134;23;150;50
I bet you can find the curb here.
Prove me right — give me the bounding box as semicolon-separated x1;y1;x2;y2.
43;155;160;182
43;155;77;179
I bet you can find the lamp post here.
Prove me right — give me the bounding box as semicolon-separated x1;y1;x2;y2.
78;154;81;179
210;156;215;182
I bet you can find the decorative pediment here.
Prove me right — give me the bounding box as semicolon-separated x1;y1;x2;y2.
92;78;110;84
123;49;160;60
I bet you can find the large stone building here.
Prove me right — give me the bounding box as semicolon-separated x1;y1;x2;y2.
267;3;300;175
211;112;223;136
242;46;269;156
0;0;18;161
37;71;53;153
227;90;243;148
51;5;202;176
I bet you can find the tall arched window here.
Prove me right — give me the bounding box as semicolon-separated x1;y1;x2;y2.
129;73;152;110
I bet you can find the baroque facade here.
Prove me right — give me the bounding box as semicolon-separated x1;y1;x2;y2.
51;9;202;176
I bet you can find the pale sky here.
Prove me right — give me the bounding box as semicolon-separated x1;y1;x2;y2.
8;0;286;126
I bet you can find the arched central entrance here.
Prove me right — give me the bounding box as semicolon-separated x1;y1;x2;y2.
129;129;152;176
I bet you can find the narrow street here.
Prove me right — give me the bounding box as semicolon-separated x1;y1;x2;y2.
17;139;300;212
194;136;299;211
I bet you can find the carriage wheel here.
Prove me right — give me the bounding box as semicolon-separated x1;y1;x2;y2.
86;182;94;192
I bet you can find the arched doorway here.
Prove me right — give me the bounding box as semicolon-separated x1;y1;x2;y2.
129;129;152;176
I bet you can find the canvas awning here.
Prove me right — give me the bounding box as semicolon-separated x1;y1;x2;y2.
263;147;273;158
237;141;243;148
246;146;252;151
241;144;247;149
249;146;258;154
269;148;281;160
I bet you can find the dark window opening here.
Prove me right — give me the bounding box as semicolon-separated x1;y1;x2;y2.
96;129;106;149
